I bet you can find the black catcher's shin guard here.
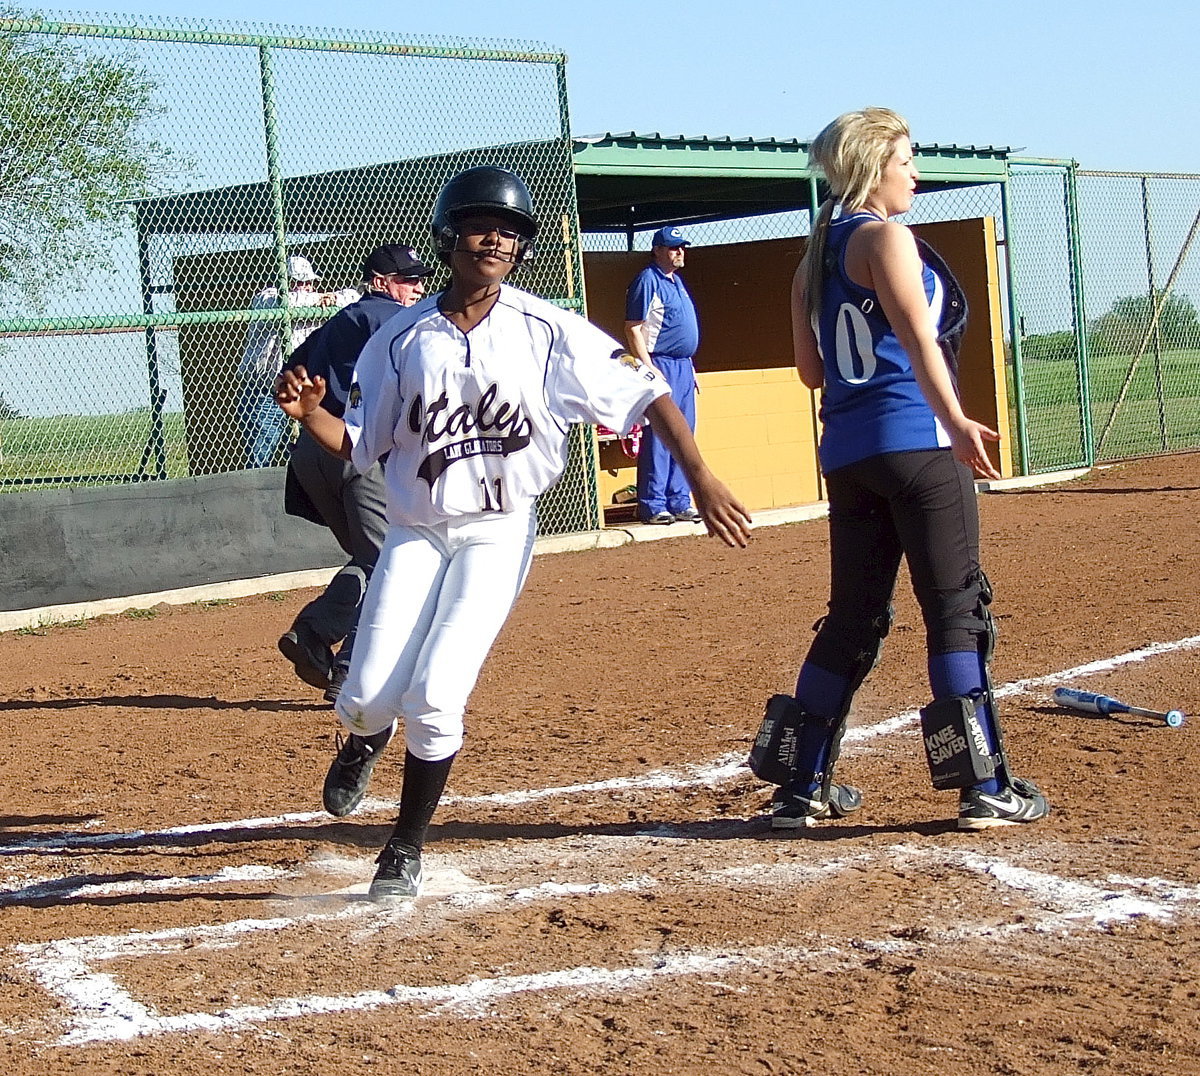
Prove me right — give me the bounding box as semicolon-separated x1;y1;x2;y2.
919;691;1000;789
748;694;849;800
749;694;805;787
920;571;1017;789
751;606;892;795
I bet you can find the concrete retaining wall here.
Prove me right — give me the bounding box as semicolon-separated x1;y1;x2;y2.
1;469;345;614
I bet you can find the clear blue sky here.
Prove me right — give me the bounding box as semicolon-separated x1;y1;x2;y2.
39;0;1200;173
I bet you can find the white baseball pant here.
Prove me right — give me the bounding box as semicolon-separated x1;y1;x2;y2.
334;507;537;761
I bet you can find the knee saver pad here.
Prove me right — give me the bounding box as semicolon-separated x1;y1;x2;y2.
749;695;824;786
919;692;998;790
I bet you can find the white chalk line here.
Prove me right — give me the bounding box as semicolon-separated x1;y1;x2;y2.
7;630;1196;861
841;631;1200;750
13;838;1200;1046
5;626;1193;862
42;950;757;1046
4;632;1198;1047
0;865;294;907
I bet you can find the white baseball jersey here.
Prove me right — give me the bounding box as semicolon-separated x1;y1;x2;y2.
345;284;670;527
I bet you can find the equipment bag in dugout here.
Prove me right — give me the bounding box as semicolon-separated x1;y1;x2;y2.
748;694;805;786
919;693;998;789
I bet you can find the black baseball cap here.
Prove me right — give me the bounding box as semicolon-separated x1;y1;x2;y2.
363;244;434;279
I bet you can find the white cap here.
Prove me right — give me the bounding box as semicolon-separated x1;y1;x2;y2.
287;255;320;282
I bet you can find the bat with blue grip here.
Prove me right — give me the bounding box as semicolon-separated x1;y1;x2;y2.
1053;687;1185;728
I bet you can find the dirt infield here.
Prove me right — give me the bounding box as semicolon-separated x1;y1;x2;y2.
2;452;1199;1075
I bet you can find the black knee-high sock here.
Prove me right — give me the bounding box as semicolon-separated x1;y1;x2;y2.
389;751;456;852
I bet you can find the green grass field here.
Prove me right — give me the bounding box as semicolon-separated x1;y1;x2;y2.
0;410;190;487
1010;347;1200;473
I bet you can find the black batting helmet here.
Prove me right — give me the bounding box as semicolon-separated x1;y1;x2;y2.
431;166;538;264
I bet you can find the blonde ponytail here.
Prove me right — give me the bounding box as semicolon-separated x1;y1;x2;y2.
799;196;836;318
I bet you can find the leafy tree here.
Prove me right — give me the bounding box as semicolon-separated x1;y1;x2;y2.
1090;289;1200;355
0;390;22;419
0;8;170;303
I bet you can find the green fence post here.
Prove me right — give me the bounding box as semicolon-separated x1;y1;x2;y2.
1000;167;1031;475
1140;176;1169;451
257;44;293;348
134;205;168;480
556;57;600;531
1064;162;1094;466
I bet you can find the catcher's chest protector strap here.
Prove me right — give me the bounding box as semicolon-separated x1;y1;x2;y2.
919;694;999;790
748;694;804;786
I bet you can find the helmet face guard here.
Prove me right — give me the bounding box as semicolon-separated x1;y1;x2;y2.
432;166;538;266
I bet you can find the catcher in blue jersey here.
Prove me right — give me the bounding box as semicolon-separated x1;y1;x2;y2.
749;108;1048;832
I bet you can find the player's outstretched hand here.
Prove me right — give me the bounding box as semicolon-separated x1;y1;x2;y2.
274;365;326;421
692;477;752;548
947;416;1001;480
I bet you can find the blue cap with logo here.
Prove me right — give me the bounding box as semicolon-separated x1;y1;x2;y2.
651;225;690;249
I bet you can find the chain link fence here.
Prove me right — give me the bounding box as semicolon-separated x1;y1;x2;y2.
1006;163;1200;472
594;161;1200;480
0;10;598;533
1004;162;1087;472
3;10;1197;522
1076;171;1200;462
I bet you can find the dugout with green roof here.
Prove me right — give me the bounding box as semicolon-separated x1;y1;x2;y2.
136;133;1012;241
570;131;1010;235
563;133;1014;514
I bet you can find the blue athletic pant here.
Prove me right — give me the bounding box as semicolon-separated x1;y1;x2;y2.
637;355;696;519
235;382;291;468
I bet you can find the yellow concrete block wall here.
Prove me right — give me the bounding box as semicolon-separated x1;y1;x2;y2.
596;367;822;512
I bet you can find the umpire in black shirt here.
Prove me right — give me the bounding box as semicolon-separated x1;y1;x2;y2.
275;244;434;702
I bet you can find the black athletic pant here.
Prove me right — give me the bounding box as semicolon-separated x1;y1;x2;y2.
818;448;982;659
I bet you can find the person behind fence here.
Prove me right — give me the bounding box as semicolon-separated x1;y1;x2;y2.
748;107;1049;832
624;226;703;524
275;244;434;703
236;255;357;468
274;165;751;901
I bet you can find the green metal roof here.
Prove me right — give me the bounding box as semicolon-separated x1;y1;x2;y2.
572;131;1011;233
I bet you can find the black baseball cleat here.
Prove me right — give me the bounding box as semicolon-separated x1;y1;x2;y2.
369;840;423;901
673;507;702;523
278;628;334;691
645;511;674;525
958;777;1049;830
771;784;864;830
322;724;394;817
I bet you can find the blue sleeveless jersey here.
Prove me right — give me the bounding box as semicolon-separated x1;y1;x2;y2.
813;212;949;473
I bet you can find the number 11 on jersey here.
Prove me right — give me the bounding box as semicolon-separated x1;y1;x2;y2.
480;476;505;511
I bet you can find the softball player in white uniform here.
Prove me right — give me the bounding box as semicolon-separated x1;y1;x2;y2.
276;167;751;899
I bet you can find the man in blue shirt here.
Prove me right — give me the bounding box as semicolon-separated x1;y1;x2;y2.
624;226;701;524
